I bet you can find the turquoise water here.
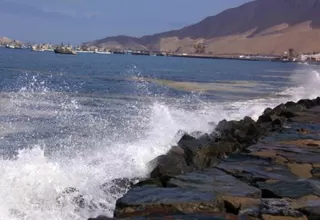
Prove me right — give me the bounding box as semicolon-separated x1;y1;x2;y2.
0;48;319;219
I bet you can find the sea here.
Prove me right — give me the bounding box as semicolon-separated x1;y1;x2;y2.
0;48;319;220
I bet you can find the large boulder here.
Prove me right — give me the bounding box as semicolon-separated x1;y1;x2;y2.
149;146;192;179
217;153;298;184
169;168;261;198
88;216;113;220
114;185;224;218
100;178;134;196
215;117;262;146
177;138;234;169
256;180;320;199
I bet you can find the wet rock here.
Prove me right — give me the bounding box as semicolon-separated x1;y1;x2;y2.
292;196;320;219
257;114;273;124
273;117;286;126
149;146;192;179
178;133;196;142
218;195;260;215
296;128;309;135
261;215;307;220
115;211;239;219
273;104;286;115
178;139;236;169
215;117;262;145
311;167;320;180
260;199;303;217
57;187;109;212
260;101;307;122
257;180;320;199
135;176;169;187
285;102;306;113
221;196;306;219
264;141;320;164
299;204;320;219
297;99;316;109
263;108;274;115
56;187;86;209
88;216;113;220
240;199;307;219
100;178;133;195
279;110;297;118
217;154;297;184
169;168;261;198
114;186;224;218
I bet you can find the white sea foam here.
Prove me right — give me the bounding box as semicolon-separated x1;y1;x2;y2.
0;66;319;220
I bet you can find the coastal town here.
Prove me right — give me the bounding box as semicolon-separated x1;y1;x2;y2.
1;37;320;63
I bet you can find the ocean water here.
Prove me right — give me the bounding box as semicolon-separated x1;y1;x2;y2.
0;48;319;219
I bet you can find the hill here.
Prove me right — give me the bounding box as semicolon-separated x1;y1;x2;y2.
84;0;320;55
0;37;22;45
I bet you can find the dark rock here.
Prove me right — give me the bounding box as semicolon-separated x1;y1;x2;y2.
285;102;306;113
279;110;297;118
215;117;262;145
88;216;113;220
257;181;320;199
118;212;239;219
149;146;192;178
285;101;297;108
295;199;320;219
221;197;305;218
257;114;273;124
271;118;284;127
198;132;216;141
260;199;304;217
56;187;109;212
115;186;224;218
178;139;236;169
273;104;286;115
296;128;309;134
217;154;297;184
239;199;306;219
135;176;170;187
178;133;196;142
311;167;320;179
298;99;315;109
169;168;261;198
247;140;320;165
263;108;274;115
100;178;133;196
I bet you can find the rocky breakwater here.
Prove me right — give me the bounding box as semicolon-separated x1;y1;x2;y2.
91;97;320;220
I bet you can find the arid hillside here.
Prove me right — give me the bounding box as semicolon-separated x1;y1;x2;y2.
85;0;320;55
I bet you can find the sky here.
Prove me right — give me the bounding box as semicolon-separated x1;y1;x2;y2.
0;0;251;44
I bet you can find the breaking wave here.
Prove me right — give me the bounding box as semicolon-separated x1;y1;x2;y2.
0;65;319;220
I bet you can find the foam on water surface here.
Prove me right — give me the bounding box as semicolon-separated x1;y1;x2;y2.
0;64;319;220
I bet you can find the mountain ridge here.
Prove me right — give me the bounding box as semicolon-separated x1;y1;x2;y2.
85;0;320;55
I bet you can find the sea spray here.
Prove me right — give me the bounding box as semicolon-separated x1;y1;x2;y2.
0;65;319;219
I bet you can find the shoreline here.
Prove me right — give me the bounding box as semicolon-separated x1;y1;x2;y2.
89;96;320;220
1;47;319;64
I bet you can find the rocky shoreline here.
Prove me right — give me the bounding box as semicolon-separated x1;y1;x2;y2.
90;97;320;220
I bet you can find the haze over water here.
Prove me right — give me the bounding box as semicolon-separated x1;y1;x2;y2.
0;48;319;219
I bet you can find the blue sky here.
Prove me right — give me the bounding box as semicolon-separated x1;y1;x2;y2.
0;0;251;44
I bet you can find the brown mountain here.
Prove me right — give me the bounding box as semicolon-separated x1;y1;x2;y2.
85;0;320;55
